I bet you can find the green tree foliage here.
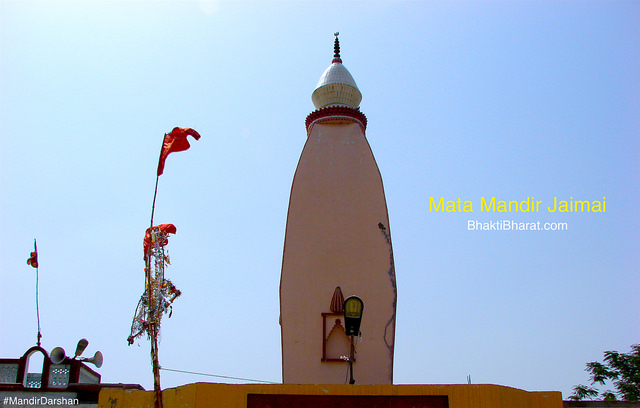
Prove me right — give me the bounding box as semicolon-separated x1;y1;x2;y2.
569;344;640;401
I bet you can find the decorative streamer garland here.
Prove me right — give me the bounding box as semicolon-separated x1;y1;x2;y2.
128;226;181;346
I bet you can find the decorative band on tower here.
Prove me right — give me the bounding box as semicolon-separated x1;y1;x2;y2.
305;105;367;133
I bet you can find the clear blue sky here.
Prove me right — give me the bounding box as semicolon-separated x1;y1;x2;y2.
1;0;638;399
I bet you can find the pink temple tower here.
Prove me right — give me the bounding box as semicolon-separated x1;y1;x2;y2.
279;34;397;384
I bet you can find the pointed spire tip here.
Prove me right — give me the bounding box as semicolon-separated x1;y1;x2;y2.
332;32;342;63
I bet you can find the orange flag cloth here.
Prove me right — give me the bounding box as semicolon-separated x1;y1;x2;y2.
157;127;201;176
143;224;177;258
27;240;38;268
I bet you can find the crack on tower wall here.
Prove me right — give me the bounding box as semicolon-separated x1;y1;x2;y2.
378;222;397;378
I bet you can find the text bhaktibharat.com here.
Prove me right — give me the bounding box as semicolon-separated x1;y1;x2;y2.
468;220;568;231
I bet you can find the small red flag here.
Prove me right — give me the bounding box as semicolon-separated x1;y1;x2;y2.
157;127;201;176
143;223;177;258
27;240;38;268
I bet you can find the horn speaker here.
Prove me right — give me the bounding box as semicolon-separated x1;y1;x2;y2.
50;347;66;364
80;351;103;368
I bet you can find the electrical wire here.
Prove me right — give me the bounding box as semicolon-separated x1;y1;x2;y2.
159;367;279;384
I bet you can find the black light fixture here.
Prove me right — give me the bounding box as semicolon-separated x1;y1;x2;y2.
344;296;364;336
74;339;89;358
343;296;364;384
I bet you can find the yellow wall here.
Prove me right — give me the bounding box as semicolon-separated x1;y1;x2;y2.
99;383;563;408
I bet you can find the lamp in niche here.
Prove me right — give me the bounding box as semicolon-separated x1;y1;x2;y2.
343;295;364;384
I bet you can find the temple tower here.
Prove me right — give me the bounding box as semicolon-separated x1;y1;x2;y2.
279;34;397;384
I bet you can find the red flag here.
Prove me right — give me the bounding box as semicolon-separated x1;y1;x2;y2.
27;240;38;268
157;127;201;176
143;223;177;258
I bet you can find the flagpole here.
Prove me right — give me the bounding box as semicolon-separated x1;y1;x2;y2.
36;265;41;346
151;325;162;408
150;175;160;230
149;133;167;408
32;239;42;347
143;128;199;408
150;133;166;230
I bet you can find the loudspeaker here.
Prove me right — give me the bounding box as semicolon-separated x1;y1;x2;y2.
50;347;66;364
80;351;103;368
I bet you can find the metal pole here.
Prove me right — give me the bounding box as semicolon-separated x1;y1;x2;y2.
146;229;162;408
150;175;159;230
35;264;41;346
349;336;355;384
34;239;42;346
150;133;166;230
152;325;162;408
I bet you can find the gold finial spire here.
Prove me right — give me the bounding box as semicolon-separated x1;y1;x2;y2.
333;32;342;63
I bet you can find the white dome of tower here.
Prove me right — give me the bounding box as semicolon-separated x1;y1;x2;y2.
311;33;362;110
